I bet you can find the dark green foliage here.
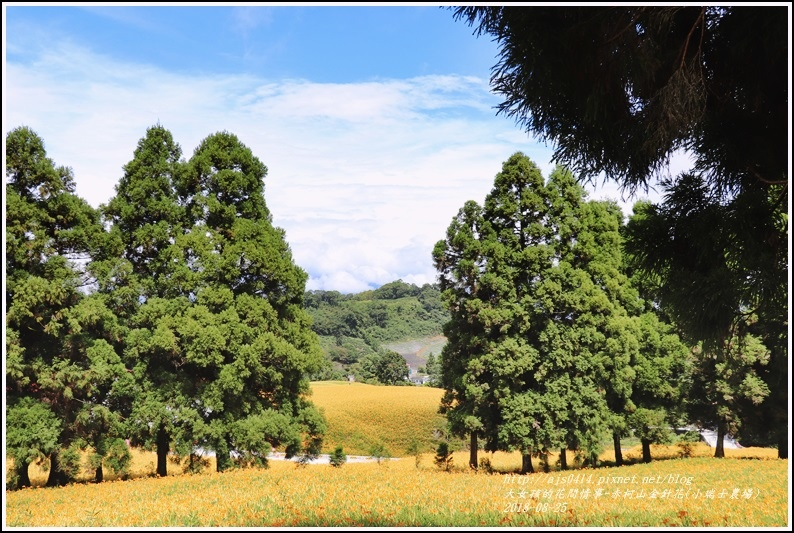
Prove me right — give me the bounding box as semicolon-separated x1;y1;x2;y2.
329;446;347;468
434;442;453;472
6;126;125;487
131;129;323;472
373;279;420;300
611;310;691;464
424;353;441;387
346;348;410;386
86;437;132;482
625;175;786;456
434;153;639;463
102;124;185;299
686;333;771;458
5;398;62;489
368;442;390;464
451;6;786;194
5;124;329;483
373;350;409;385
306;282;448;347
454;5;788;459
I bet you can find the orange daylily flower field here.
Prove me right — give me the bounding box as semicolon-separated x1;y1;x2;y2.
4;382;790;527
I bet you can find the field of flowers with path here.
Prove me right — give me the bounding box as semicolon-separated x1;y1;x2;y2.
5;444;789;527
5;382;790;527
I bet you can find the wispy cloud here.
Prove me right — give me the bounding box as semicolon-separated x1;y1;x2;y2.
78;6;169;33
5;39;664;293
230;6;276;36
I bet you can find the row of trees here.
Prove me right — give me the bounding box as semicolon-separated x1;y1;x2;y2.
305;281;446;344
433;153;776;472
6;125;326;489
447;5;788;460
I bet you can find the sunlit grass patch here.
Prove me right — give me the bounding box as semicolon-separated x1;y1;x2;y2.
5;451;787;527
309;381;449;455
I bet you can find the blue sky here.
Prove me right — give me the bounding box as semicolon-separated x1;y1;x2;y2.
4;3;671;293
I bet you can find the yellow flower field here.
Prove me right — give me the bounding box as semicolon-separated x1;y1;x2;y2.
6;381;789;527
5;447;789;527
309;381;451;455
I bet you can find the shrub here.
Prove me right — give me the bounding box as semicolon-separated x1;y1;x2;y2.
434;442;453;472
329;447;347;468
406;439;422;468
368;442;390;464
183;453;211;474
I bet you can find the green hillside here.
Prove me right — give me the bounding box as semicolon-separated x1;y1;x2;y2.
304;280;449;382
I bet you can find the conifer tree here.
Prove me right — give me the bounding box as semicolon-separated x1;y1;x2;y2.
6;126;125;487
102;124;190;477
434;153;640;470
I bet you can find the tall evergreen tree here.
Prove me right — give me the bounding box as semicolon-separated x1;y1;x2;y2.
434;153;639;472
686;331;770;458
103;127;327;473
6;126;123;487
433;199;493;469
179;130;326;470
625;177;786;457
453;6;788;459
101;124;190;477
618;311;690;464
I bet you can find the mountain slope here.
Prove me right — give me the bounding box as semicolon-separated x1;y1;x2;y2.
304;280;449;380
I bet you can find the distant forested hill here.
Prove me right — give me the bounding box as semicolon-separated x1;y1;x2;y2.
304;280;448;382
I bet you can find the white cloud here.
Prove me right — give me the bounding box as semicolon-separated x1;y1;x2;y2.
230;6;276;36
4;40;664;293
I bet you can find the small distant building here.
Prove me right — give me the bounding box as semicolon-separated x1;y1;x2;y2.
347;374;355;383
409;374;431;386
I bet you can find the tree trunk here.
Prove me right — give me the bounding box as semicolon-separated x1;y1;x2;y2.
156;424;169;477
540;450;550;472
46;451;69;487
613;431;623;466
641;438;652;463
714;422;726;458
520;452;534;474
216;436;231;472
46;452;59;487
560;448;568;470
772;345;788;459
95;464;104;483
15;459;31;489
469;432;478;470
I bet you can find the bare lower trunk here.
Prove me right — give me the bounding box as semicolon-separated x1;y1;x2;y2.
469;432;478;470
216;436;232;472
560;448;568;470
613;432;623;466
46;451;69;487
156;424;169;477
641;438;652;463
15;459;31;489
521;452;534;474
715;423;726;458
